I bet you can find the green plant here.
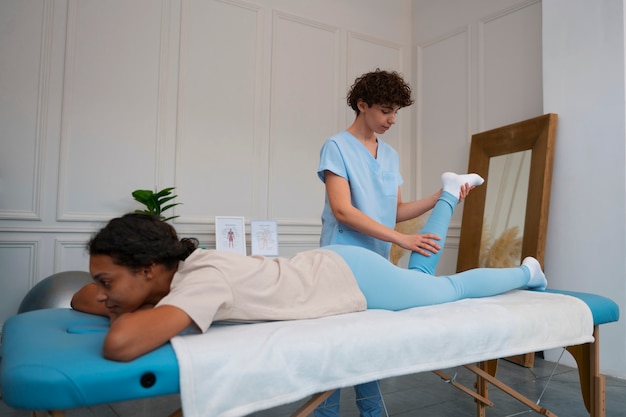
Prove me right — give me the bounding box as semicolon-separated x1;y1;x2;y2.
132;187;181;221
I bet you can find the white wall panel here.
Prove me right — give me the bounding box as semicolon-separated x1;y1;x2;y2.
268;12;339;223
0;0;51;219
54;239;89;272
57;0;167;220
175;0;263;222
0;242;38;332
417;28;471;197
479;1;543;130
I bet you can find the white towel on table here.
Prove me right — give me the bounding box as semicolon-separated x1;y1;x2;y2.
171;290;593;417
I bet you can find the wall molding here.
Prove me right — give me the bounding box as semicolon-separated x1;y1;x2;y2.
415;24;472;196
347;30;405;67
154;0;174;187
56;0;78;221
0;0;53;220
0;240;39;287
174;0;265;224
54;238;88;272
477;0;541;131
480;0;541;24
56;0;172;222
267;10;340;224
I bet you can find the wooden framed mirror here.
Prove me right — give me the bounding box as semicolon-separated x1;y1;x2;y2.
457;113;557;271
456;113;557;366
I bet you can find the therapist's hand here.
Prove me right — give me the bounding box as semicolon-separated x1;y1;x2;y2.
395;233;441;256
458;183;475;202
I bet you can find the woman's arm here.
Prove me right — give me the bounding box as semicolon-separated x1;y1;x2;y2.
72;283;193;361
103;305;193;362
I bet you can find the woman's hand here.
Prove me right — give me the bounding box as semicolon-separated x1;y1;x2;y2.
395;232;441;256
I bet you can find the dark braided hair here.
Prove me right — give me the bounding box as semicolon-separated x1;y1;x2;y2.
89;213;198;270
347;69;414;115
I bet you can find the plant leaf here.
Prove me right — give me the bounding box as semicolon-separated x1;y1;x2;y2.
132;189;154;205
132;187;180;221
154;187;176;198
161;203;181;212
157;195;177;206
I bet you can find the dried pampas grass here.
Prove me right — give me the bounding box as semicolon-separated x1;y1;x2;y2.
484;225;522;268
478;221;494;268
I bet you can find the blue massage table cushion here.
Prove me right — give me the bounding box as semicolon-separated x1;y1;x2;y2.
1;308;179;410
545;289;619;325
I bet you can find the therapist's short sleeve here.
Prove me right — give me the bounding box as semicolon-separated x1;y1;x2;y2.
318;139;347;183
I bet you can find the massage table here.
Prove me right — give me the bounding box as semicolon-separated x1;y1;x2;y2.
0;289;618;417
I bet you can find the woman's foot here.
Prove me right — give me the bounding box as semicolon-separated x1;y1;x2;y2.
441;172;484;196
522;257;547;290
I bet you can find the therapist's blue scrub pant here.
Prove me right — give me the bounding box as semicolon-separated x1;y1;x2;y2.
314;381;382;417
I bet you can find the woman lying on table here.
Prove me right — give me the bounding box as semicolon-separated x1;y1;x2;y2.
71;172;547;362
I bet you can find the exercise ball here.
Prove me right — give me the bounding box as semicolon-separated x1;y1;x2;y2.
18;271;92;314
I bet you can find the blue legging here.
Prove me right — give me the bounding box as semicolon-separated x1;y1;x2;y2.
326;191;531;310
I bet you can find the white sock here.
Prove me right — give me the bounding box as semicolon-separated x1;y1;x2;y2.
522;257;547;290
441;172;484;196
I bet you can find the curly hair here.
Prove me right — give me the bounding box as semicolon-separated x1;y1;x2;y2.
89;213;198;270
347;69;414;114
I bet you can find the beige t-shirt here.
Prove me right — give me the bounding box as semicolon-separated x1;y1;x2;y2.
156;248;367;331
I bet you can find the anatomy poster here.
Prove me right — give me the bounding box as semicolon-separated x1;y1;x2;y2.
215;216;246;255
251;220;278;256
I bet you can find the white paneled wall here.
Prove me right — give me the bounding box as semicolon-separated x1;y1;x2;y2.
0;0;542;338
0;0;413;333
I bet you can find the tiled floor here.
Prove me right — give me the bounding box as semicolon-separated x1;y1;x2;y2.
2;355;625;416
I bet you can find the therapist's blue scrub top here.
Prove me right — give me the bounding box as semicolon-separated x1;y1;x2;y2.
318;131;403;259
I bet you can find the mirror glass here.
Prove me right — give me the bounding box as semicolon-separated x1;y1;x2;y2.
479;150;530;268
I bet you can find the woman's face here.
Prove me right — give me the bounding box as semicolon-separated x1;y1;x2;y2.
89;254;154;317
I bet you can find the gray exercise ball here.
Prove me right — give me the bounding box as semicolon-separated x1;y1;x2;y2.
18;271;92;313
